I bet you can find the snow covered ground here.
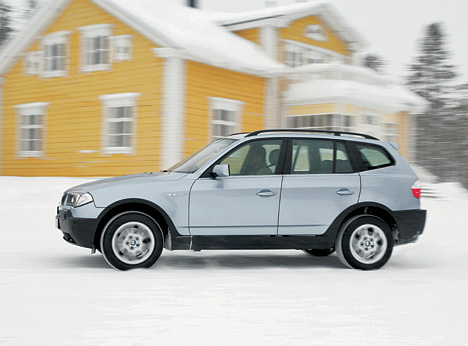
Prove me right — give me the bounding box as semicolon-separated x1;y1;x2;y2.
1;176;467;346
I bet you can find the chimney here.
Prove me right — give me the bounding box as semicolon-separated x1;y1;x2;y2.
188;0;197;8
265;0;277;7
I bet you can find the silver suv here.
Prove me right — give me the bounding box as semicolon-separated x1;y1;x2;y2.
56;130;426;270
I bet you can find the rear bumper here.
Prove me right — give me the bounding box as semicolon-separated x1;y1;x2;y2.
391;209;426;245
56;208;98;249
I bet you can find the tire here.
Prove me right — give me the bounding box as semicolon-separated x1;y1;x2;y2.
100;212;164;271
303;248;335;257
336;215;393;270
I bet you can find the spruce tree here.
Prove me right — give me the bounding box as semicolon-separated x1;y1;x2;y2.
406;22;462;183
24;0;39;19
0;0;13;47
362;54;385;73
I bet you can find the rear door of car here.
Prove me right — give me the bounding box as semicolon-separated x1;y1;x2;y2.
278;138;361;235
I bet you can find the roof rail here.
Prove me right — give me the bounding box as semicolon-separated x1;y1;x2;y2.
245;129;378;140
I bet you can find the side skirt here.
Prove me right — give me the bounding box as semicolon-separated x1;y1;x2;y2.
190;235;335;251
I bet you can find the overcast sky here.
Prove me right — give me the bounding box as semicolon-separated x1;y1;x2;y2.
13;0;468;82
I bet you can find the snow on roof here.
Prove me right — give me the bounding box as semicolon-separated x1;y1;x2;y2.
0;0;284;77
208;1;366;50
207;2;329;25
99;0;284;74
286;78;427;113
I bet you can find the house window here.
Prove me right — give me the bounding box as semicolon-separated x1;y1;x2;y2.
41;31;70;77
24;51;42;76
79;24;114;72
208;97;245;139
14;102;49;157
384;122;399;143
287;114;355;132
285;49;302;67
113;35;133;61
99;93;141;154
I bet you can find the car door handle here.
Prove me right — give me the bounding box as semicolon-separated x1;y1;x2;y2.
257;189;276;197
336;188;355;196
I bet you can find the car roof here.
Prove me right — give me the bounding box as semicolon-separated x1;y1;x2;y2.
227;129;380;142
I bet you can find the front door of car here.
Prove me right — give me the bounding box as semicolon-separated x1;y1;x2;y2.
278;138;361;235
189;139;285;236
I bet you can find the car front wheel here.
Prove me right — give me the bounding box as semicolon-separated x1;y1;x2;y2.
336;215;393;270
100;212;163;270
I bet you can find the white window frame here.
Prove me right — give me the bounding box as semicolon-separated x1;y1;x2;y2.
99;93;141;155
79;24;114;73
41;31;71;78
14;102;49;157
283;40;345;67
208;97;244;140
384;122;399;143
24;51;43;76
112;35;133;62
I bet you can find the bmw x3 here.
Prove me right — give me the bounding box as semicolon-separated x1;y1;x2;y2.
56;129;426;270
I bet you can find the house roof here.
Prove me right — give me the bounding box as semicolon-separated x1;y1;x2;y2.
286;78;427;113
209;2;366;51
0;0;368;77
0;0;285;77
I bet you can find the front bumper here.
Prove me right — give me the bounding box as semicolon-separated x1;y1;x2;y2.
391;209;427;245
56;207;98;249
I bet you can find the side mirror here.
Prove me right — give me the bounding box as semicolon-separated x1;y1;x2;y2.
211;164;230;178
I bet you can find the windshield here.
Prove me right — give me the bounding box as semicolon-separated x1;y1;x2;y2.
167;138;238;173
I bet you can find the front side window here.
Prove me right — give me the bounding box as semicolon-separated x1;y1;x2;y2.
99;93;140;154
220;139;283;176
41;31;70;77
291;139;353;174
208;97;244;140
14;102;49;157
79;24;113;72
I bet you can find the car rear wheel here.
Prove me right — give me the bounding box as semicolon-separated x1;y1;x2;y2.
303;248;335;257
336;215;393;270
100;212;163;270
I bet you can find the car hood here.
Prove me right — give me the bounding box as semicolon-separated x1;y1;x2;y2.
66;172;188;193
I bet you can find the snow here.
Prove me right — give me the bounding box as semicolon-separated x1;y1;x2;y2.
207;1;328;24
102;0;284;73
1;176;468;345
286;77;427;113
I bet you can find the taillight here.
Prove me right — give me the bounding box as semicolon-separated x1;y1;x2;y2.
412;180;421;199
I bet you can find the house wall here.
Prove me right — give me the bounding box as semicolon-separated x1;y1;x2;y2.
1;0;163;177
184;61;266;156
384;111;409;157
280;16;350;56
233;28;260;44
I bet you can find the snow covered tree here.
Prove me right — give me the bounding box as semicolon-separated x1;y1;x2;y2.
362;53;385;72
407;23;457;111
24;0;39;18
406;22;468;186
0;0;13;47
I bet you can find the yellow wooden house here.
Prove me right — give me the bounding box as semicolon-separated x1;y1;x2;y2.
0;0;425;177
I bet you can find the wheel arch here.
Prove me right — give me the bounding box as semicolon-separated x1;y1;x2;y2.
328;202;398;246
93;199;177;250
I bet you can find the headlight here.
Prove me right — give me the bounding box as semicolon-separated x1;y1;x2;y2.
65;192;94;207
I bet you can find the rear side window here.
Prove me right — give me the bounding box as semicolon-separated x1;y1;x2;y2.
291;139;353;174
356;143;394;170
